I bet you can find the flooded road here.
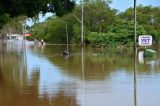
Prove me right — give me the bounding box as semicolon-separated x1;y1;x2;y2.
0;40;160;106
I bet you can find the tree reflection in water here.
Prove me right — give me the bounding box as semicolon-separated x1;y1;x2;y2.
1;40;160;106
0;40;79;106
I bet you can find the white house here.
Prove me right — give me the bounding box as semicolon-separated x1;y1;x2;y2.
7;34;24;40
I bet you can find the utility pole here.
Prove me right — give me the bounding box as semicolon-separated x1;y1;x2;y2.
134;1;137;106
134;0;137;56
22;21;26;41
81;2;84;45
73;0;84;45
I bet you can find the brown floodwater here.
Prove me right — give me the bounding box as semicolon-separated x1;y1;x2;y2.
0;40;160;106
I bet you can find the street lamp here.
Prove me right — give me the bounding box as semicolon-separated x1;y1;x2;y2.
58;20;68;45
100;20;104;33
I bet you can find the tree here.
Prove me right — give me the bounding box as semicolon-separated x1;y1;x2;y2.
87;19;146;46
0;16;29;37
29;0;118;44
70;0;117;43
119;5;160;43
73;0;117;33
110;19;146;45
0;14;10;29
0;0;75;29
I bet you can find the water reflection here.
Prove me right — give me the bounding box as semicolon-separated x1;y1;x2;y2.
134;48;137;106
1;40;160;106
138;50;160;72
0;40;27;87
138;51;144;64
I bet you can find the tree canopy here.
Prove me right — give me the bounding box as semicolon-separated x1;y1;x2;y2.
2;0;160;46
0;0;75;29
119;5;160;42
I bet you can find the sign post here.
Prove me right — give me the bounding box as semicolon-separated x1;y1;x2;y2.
138;35;152;46
139;35;156;57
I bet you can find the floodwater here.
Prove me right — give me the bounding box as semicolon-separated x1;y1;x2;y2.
0;40;160;106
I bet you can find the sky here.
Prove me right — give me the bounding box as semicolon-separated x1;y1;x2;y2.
110;0;160;12
26;0;160;26
26;12;53;26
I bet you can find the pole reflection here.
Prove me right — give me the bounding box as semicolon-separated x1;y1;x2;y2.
81;46;84;81
134;47;137;106
81;46;86;106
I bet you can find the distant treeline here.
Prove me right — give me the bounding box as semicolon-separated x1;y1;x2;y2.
2;0;160;46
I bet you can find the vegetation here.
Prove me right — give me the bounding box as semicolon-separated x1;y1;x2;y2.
87;20;146;46
119;5;160;43
27;0;160;46
0;16;28;37
1;0;160;46
0;0;75;29
29;0;118;44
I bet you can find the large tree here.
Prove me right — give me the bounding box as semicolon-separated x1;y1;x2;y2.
119;5;160;41
0;0;75;29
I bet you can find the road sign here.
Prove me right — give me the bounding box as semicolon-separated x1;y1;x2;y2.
138;35;152;46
